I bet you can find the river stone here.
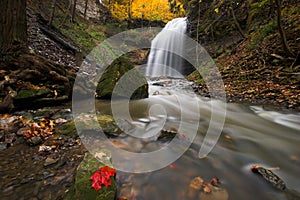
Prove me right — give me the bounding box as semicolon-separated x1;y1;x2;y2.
96;56;148;100
0;143;7;151
64;151;117;200
44;157;59;167
27;136;42;146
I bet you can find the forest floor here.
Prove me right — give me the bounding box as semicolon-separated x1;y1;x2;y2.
188;5;300;111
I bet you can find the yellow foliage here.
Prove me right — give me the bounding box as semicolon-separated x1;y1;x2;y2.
110;0;184;23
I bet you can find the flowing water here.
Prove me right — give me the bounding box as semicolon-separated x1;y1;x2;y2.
2;16;299;200
145;17;187;78
95;79;300;200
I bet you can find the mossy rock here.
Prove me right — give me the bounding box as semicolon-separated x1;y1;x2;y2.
56;121;77;136
15;88;52;100
68;114;122;137
96;56;148;100
64;152;117;200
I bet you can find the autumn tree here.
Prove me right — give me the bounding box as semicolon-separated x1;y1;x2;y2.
110;0;183;23
0;0;27;55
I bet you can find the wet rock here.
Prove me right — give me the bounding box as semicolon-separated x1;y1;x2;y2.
51;108;72;121
158;129;177;142
64;152;117;200
44;157;59;167
20;176;35;184
0;143;7;151
38;145;52;152
198;184;229;200
28;136;42;146
55;121;76;136
96;56;148;100
251;165;286;190
54;156;67;169
0;130;4;141
43;171;56;179
14;137;25;145
43;136;65;148
188;177;204;199
15;88;52;101
17;127;28;136
54;118;68;124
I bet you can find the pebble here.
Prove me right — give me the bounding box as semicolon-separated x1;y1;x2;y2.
44;157;59;167
28;136;42;146
0;143;7;151
38;145;52;152
43;171;56;179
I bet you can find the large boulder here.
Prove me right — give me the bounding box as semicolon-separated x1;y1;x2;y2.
64;151;117;200
96;56;148;100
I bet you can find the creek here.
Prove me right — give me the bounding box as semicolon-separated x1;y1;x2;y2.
93;78;300;200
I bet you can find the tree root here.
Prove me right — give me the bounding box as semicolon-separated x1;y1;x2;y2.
0;52;74;112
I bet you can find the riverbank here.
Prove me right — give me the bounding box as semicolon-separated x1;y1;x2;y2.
188;37;299;111
185;1;299;111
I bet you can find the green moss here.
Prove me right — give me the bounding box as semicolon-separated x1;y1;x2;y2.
64;152;117;200
56;121;77;136
15;89;51;100
96;56;148;100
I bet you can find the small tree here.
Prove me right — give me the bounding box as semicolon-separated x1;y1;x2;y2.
48;0;57;26
274;0;294;56
83;0;89;19
71;0;77;23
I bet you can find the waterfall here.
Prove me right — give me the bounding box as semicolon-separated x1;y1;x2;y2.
145;17;187;78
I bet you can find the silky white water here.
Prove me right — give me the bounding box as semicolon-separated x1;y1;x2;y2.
145;17;187;78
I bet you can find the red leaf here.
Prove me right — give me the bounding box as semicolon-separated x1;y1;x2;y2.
90;166;116;191
100;166;116;178
91;180;102;191
90;171;103;191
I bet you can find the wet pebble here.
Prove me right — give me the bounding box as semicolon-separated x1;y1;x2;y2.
20;176;35;184
54;156;67;169
28;136;42;146
14;137;25;145
138;118;151;123
3;185;14;195
17;127;28;136
43;171;56;179
44;157;59;167
0;130;4;141
0;143;7;151
38;145;52;152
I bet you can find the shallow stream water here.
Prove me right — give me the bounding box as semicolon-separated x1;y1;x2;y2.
1;78;299;200
95;78;300;200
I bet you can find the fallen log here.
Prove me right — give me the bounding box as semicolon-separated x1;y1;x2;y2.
39;26;78;55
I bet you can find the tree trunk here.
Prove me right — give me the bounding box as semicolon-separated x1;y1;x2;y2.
127;0;133;28
83;0;88;19
71;0;77;23
274;0;294;56
48;0;57;26
231;2;246;39
0;0;27;55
